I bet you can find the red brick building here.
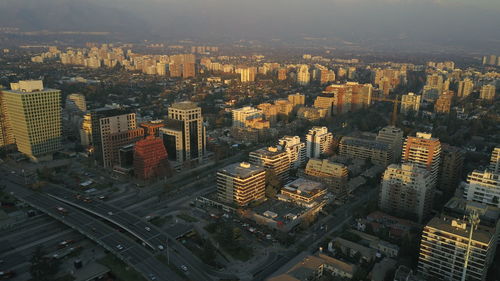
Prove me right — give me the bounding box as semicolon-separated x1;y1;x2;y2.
133;135;169;180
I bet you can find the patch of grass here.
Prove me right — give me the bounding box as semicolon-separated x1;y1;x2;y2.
177;213;198;223
98;254;147;281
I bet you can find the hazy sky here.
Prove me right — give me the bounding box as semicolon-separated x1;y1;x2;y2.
1;0;499;52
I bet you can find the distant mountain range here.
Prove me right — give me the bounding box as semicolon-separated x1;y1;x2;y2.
0;0;150;35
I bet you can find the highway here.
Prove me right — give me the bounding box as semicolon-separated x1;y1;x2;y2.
43;184;220;281
1;175;185;281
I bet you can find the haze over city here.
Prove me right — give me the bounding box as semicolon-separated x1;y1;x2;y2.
0;1;499;281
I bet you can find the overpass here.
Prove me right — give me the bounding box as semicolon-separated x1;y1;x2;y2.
1;178;183;281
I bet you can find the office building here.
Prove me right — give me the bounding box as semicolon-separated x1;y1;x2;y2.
278;136;306;169
249;146;291;183
160;101;206;164
400;93;421;115
2;80;62;161
0;91;14;148
217;162;266;206
434;91;453;113
297;65;310;85
402;132;441;187
306;127;333;159
490;147;500;174
379;163;434;223
279;178;327;208
133;135;169;181
480;84;496;101
232;106;263;128
418;214;497;281
464;170;500;208
438;144;464;197
376;126;403;164
99;113;142;168
339;137;392;167
457;78;474;98
302;158;349;198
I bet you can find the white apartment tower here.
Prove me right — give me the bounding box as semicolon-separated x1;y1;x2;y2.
306;127;333;159
278;136;306;169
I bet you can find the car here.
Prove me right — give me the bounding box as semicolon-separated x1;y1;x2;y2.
180;265;188;272
107;211;113;215
148;273;157;280
98;195;106;200
157;245;164;250
116;244;124;250
145;227;151;232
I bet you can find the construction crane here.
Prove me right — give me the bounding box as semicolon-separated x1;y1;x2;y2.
371;95;401;126
462;210;480;281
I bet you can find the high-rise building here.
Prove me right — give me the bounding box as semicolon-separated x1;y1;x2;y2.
400;93;421;115
418;214;497;281
277;68;287;81
480;84;496;101
257;103;279;125
249;146;290;183
65;93;87;113
320;69;336;84
297;65;310;85
313;95;335;117
438;144;464;197
379;163;434;223
339;137;392;167
232;106;262;128
457;78;474;98
217;162;266;206
306;127;333;159
133;134;169;181
98;112;141;168
0;90;15;148
376;126;403;164
2;80;62;161
302;158;349;198
434;91;453;113
278;136;306;169
402;132;441;187
489;147;500;174
160;101;206;164
464;170;500;208
237;67;257;82
288;93;305;110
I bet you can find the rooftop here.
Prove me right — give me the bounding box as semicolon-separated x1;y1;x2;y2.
341;136;390;151
170;101;199;110
283;178;326;198
218;162;265;178
426;216;495;244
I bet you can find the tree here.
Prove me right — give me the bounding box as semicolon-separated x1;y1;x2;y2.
200;239;216;266
30;246;60;281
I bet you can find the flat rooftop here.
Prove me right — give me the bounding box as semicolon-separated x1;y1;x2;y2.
218;162;265;178
170;101;199;110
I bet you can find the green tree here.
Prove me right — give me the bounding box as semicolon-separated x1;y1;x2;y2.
30;246;60;281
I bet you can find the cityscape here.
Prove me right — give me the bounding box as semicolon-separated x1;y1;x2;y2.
0;1;499;281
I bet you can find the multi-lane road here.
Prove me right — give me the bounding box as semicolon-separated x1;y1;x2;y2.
1;174;184;281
